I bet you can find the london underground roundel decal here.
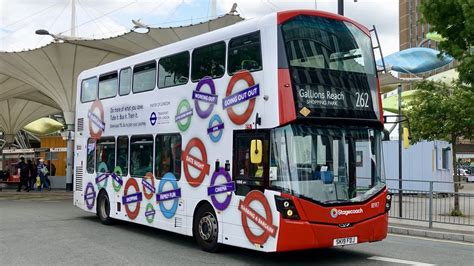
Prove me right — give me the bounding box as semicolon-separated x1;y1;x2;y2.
84;182;96;210
222;70;260;125
145;203;156;224
239;190;278;245
95;162;109;190
122;178;143;220
112;166;124;192
193;76;218;119
207;114;224;143
141;172;156;200
175;99;193;132
156;172;181;219
88;99;105;139
182;138;210;187
207;167;235;211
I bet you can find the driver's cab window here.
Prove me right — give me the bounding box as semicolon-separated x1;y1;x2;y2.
233;131;269;196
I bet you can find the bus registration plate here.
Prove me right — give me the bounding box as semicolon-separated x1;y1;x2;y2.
333;236;358;246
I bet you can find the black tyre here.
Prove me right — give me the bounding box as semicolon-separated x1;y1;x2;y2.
193;203;220;252
97;191;113;225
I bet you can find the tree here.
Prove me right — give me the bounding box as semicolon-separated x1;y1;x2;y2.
406;80;474;215
419;0;474;85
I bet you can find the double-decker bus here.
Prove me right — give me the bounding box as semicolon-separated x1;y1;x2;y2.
73;9;391;252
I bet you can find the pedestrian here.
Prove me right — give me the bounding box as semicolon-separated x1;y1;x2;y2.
27;159;34;190
46;160;54;189
37;158;50;191
16;157;30;192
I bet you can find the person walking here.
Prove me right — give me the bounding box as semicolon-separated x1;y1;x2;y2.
37;159;50;191
26;159;34;190
16;157;30;192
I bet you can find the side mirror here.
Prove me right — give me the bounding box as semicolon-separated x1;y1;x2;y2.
250;139;262;164
403;127;410;149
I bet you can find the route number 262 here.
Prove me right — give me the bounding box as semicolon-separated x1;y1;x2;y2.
355;92;369;108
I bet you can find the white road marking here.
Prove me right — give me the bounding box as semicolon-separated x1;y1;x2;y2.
388;233;474;246
368;256;435;266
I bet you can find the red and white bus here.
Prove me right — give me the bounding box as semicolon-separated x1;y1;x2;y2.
73;9;391;252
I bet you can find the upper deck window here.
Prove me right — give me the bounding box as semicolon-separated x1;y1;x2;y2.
228;31;263;75
191;41;225;82
119;68;132;96
81;77;97;103
98;72;118;99
158;51;190;89
133;61;156;93
281;16;376;75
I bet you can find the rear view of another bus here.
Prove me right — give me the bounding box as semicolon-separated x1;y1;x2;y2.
272;10;390;251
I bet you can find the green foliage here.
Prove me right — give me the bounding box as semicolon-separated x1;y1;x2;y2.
419;0;474;84
406;80;474;144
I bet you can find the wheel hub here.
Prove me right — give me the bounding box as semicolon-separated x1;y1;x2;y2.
199;212;217;242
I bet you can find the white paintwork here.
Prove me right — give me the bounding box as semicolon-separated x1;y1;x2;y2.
74;12;282;252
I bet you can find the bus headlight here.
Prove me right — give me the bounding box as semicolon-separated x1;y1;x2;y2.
385;193;393;212
274;195;300;220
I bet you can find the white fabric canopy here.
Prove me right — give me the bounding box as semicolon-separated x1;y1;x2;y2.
0;14;243;134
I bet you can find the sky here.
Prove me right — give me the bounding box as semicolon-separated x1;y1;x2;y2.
0;0;399;58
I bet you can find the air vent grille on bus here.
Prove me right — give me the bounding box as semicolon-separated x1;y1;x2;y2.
75;166;83;191
77;118;84;132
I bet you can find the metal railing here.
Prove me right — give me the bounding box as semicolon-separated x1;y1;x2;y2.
386;178;474;227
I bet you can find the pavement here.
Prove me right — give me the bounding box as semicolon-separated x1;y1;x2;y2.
1;188;473;242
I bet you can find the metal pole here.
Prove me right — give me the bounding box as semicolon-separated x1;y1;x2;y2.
429;181;433;228
398;84;403;217
338;0;344;15
65;124;74;191
70;0;76;37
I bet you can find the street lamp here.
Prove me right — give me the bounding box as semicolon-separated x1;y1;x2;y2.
35;29;87;42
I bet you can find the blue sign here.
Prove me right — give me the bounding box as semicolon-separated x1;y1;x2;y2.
150;112;157;126
207;114;224;143
156;173;181;219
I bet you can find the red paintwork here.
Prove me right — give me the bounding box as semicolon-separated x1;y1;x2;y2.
278;69;297;125
276;189;388;251
277;10;370;36
376;78;384;124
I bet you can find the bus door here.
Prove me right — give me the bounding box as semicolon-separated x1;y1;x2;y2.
232;130;270;196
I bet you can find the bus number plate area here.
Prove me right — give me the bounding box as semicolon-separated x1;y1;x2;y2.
333;236;358;246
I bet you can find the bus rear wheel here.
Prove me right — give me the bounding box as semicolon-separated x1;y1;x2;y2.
193;204;219;252
97;191;113;225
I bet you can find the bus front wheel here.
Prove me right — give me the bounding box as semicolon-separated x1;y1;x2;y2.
193;203;219;252
97;190;113;225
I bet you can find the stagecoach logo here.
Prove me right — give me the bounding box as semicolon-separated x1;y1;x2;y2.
330;208;364;218
193;76;218;119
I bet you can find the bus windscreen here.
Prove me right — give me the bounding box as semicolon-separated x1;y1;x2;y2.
281;15;380;121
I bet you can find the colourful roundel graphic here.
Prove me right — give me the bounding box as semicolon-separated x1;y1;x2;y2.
145;203;156;224
239;190;278;245
112;166;124;192
156;172;182;219
122;178;143;220
207;167;235;211
207;114;224;143
193;76;218;119
222;70;260;125
84;182;96;210
142;172;156;200
88;99;105;139
175;99;193;132
95;162;109;190
330;208;338;218
182;138;210;187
